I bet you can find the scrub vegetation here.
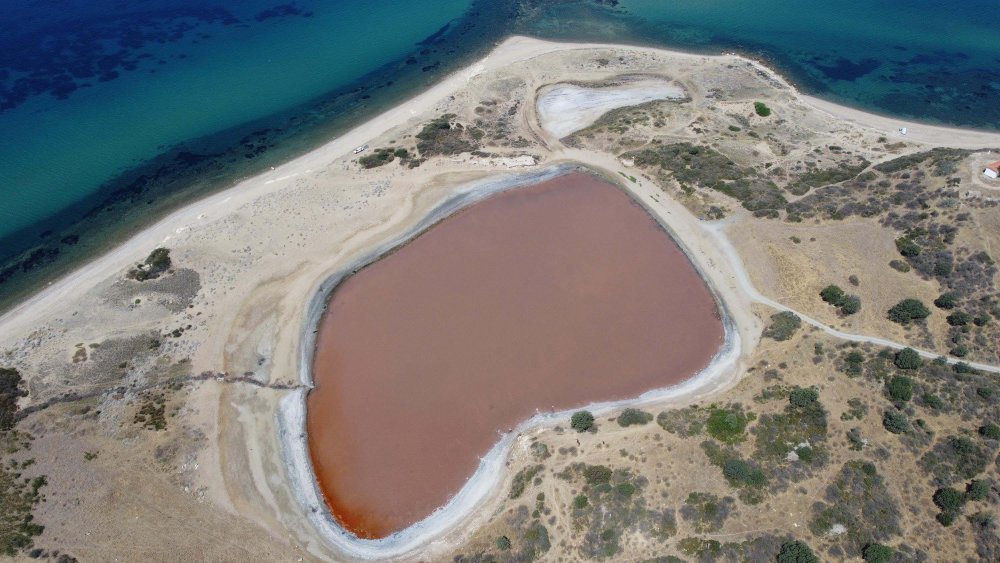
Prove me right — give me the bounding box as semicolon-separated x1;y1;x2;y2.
452;325;1000;561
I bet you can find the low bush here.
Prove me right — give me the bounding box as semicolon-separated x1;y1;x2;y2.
0;367;26;431
894;348;923;370
571;410;594;432
946;311;972;326
706;407;748;444
754;102;772;117
583;464;612;486
789;387;819;408
722;458;767;488
840;295;862;315
776;540;817;563
933;487;966;512
763;311;801;341
888;299;931;325
862;543;893;563
883;410;910;433
980;423;1000;440
616;408;652;427
967;479;991;501
887;376;913;402
895;237;921;257
934;292;958;309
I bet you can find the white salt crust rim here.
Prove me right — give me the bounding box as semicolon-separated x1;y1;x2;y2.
278;164;740;560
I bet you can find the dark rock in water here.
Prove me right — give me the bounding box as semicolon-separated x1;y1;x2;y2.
811;57;881;82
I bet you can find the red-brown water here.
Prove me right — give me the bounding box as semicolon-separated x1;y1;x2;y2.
307;172;723;538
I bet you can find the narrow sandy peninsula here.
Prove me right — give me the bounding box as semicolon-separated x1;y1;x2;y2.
3;37;1000;562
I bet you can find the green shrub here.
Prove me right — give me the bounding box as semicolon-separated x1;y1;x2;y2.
895;237;921;257
706;407;748;444
496;536;511;551
0;367;26;431
946;311;972;326
888;299;931;325
883;410;910;433
583;464;612;486
571;410;595;432
129;247;172;281
573;494;589;509
979;423;1000;440
616;408;653;427
358;148;397;168
789;387;819;408
922;393;944;409
894;348;923;370
840;295;861;315
934;292;958;309
936;511;956;526
615;482;636;497
776;540;818;563
753;102;772;117
887;376;913;402
967;479;990;501
722;458;767;488
763;311;801;341
862;543;894;563
415;114;478;156
888;259;911;273
820;284;846;306
933;487;966;511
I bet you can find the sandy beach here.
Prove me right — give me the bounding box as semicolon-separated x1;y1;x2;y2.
4;36;1000;562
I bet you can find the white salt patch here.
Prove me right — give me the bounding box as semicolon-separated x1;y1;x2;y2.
536;79;686;138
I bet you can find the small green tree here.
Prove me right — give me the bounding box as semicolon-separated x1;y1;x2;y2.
946;311;972;326
753;101;772;117
894;348;922;370
883;410;910;434
496;536;511;551
933;487;966;512
706;408;748;444
979;423;1000;440
887;376;913;402
789;387;819;408
934;292;958;309
895;237;921;257
777;540;818;563
966;479;990;501
571;410;594;432
820;284;846;306
887;299;931;325
840;295;861;315
862;543;894;563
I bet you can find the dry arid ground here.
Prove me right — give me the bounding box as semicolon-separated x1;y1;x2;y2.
1;37;999;562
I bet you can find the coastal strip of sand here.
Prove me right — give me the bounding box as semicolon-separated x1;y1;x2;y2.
3;35;999;337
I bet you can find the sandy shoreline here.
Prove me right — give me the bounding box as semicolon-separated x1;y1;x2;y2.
4;35;1000;562
3;36;999;335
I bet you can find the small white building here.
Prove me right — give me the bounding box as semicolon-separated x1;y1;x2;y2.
985;160;1000;179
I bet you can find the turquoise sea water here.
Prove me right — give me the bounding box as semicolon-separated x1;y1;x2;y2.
1;0;998;308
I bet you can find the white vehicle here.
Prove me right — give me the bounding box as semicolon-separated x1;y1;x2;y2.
353;144;369;154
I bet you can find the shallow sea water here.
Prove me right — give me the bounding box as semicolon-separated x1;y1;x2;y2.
1;0;997;306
